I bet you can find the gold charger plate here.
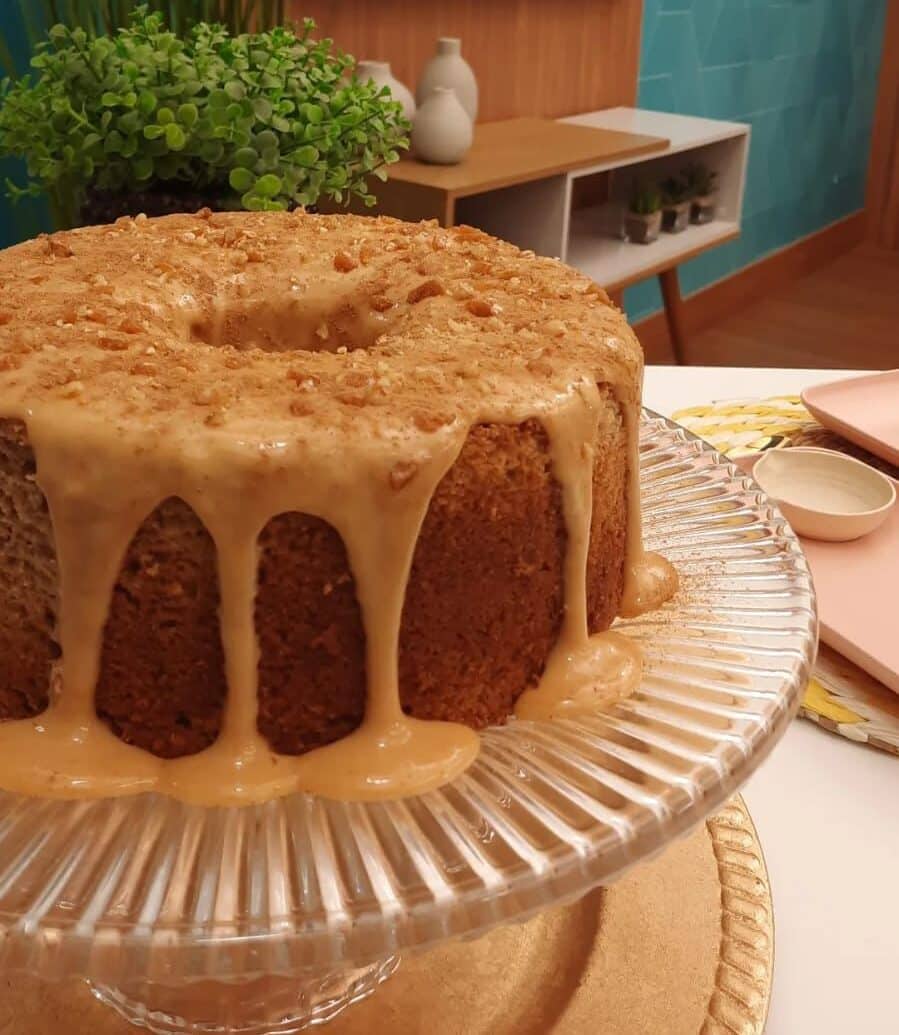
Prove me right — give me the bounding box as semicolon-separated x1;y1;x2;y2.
0;796;772;1035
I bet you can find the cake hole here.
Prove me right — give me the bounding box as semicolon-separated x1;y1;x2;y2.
189;293;395;354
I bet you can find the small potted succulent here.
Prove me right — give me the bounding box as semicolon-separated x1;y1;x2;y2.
659;174;691;233
625;180;662;245
683;161;718;224
0;6;409;227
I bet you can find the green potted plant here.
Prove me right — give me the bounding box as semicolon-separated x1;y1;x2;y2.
683;161;718;224
0;7;409;227
659;174;691;233
625;179;662;245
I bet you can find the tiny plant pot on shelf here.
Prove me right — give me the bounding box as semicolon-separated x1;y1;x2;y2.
683;161;719;225
691;193;718;224
662;200;690;233
626;180;662;244
625;209;662;245
660;175;691;233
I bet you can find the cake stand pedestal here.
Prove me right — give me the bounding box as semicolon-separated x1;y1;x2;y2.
0;796;771;1035
86;959;401;1033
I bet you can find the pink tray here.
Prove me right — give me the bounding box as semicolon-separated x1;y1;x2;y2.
800;502;899;695
802;370;899;467
739;454;899;695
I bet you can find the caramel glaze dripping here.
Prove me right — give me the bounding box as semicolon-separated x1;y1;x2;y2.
0;381;675;805
516;385;677;721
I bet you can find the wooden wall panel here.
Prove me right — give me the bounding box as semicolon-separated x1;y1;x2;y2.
291;0;643;123
866;0;899;250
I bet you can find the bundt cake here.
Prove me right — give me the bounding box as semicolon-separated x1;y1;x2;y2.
0;210;676;804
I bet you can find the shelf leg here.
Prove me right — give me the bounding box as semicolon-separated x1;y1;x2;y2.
658;267;688;365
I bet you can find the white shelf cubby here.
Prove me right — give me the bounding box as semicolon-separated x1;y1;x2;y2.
449;108;750;294
559;108;749;291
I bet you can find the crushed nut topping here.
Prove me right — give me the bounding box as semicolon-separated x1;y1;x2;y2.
333;250;358;272
0;210;641;461
342;371;371;388
40;234;74;258
466;298;496;318
407;278;445;304
526;358;553;377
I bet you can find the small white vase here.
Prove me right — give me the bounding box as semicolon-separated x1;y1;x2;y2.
356;60;416;121
416;37;478;123
411;87;473;165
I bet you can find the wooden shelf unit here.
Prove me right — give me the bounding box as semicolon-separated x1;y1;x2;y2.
366;116;668;228
368;108;750;361
559;109;749;293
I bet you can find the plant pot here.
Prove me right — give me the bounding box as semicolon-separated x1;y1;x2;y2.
79;185;232;226
625;210;662;245
662;200;691;233
79;185;317;227
691;193;717;225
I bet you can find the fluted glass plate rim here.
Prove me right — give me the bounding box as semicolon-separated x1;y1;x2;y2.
0;411;816;983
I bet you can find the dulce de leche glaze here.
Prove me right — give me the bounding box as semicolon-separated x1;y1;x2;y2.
0;210;676;804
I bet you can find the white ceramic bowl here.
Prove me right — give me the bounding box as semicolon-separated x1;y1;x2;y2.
753;447;896;542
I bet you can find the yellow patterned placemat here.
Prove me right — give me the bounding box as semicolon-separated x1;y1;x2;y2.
672;397;899;757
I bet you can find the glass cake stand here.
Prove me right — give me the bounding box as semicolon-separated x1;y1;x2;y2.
0;413;816;1034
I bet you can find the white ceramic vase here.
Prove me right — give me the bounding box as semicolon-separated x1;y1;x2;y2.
356;60;416;121
416;37;478;122
411;87;473;165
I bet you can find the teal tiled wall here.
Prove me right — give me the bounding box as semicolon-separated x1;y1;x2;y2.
0;6;53;249
626;0;888;322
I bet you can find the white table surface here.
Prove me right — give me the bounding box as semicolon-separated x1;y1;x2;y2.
644;367;897;1035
